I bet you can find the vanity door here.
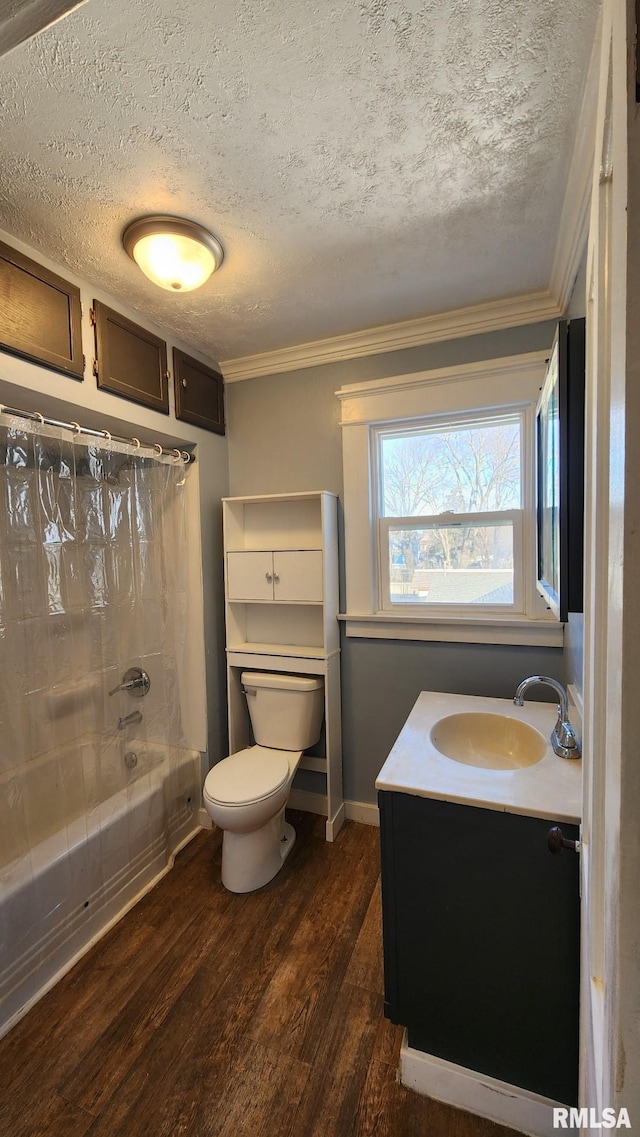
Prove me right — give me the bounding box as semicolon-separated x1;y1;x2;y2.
379;790;580;1106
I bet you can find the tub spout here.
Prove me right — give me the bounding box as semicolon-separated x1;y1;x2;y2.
117;710;143;731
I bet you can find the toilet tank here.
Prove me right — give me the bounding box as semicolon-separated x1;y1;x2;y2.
241;671;324;751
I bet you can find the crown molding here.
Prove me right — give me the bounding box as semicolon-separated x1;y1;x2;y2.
221;289;562;383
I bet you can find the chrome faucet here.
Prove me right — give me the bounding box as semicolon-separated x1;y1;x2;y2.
109;668;150;698
513;676;581;759
117;709;143;731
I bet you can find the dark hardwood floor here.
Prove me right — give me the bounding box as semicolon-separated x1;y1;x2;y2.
0;813;524;1137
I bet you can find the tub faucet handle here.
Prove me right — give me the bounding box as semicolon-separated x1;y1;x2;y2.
109;667;150;698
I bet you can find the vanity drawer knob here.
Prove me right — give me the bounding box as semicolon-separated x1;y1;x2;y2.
547;826;580;855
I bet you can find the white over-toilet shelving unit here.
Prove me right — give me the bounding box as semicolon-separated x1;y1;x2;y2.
222;491;344;840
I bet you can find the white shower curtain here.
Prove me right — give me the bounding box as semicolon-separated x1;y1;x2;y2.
0;410;200;882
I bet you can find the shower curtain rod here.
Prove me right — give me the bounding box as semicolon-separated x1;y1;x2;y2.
0;403;196;463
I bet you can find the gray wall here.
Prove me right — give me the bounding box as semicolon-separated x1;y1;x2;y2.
227;320;565;805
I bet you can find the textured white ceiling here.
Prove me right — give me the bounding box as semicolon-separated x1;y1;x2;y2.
0;0;599;363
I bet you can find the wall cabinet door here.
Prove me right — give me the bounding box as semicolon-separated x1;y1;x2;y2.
273;551;323;601
227;552;274;600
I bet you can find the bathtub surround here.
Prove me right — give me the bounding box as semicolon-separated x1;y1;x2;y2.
0;740;199;1040
0;413;205;1037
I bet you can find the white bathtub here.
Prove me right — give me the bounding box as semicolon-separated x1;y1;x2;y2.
0;735;201;1038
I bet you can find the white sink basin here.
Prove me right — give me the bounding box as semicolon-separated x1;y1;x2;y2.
430;712;547;770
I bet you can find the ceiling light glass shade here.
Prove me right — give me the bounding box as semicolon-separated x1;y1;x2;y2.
122;216;224;292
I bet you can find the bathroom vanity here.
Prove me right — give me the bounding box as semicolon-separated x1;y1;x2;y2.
376;691;582;1113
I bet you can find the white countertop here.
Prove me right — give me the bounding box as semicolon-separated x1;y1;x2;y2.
375;691;582;824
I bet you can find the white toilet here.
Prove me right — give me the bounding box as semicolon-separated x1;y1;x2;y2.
203;671;324;893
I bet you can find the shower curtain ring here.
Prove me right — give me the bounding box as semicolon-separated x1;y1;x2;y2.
181;451;191;463
171;448;182;462
153;444;163;456
35;411;45;423
131;437;140;450
102;429;112;441
69;421;82;434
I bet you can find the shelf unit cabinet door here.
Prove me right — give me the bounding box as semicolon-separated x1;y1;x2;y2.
227;552;274;600
273;551;323;601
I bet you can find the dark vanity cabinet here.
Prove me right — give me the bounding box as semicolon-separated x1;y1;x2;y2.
379;791;580;1106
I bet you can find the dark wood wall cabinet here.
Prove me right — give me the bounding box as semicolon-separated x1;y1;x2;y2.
379;791;580;1107
0;240;83;378
92;300;169;414
173;348;225;435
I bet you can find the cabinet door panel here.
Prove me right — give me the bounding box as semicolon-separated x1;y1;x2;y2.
227;552;274;600
273;551;323;601
379;791;580;1106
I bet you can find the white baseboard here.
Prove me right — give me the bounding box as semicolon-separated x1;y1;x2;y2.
288;791;380;827
400;1034;565;1137
344;799;379;826
288;788;327;815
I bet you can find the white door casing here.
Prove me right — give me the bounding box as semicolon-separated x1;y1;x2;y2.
581;0;640;1124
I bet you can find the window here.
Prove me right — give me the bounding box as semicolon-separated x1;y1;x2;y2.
337;352;562;646
377;412;524;612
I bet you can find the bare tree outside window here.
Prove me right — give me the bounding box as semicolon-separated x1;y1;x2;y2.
381;419;521;516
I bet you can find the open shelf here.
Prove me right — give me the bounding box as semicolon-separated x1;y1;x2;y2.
224;496;324;552
226;601;327;654
227;642;329;659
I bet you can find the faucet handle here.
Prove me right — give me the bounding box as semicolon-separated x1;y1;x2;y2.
109;667;150;698
551;720;581;760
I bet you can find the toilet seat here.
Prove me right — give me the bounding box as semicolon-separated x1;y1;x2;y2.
203;745;291;807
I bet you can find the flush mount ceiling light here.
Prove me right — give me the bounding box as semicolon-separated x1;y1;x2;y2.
122;215;224;293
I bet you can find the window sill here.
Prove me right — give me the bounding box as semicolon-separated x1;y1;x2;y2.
338;612;564;647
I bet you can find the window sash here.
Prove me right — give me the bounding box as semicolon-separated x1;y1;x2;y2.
378;509;524;614
376;410;524;519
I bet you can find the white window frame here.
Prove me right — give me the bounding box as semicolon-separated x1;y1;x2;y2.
336;351;562;647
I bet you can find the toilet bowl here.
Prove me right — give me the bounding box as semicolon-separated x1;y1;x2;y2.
203;671;324;893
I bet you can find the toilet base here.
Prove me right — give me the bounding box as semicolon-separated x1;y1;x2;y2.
220;808;296;894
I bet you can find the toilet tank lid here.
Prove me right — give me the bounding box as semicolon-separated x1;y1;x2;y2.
241;671;323;692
